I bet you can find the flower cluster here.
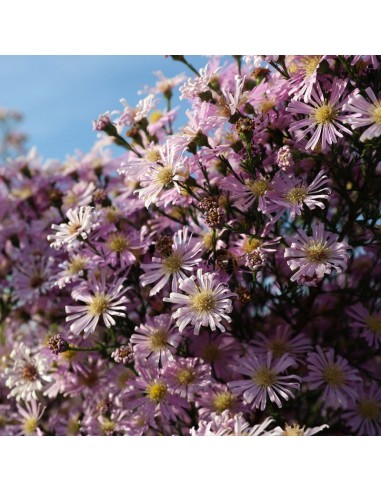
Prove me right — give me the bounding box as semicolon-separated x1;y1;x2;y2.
0;55;380;435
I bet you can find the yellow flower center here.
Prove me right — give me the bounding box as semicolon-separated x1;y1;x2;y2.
305;241;330;263
23;417;38;435
60;349;77;361
176;368;196;386
147;382;167;402
243;237;262;254
313;104;337;125
145;148;161;162
259;99;275;114
67;418;80;435
149;111;163;124
370;101;381;124
163;253;183;274
246;178;270;197
68;257;86;274
365;315;381;335
252;367;277;387
268;339;290;358
68;222;82;235
200;344;220;363
282;423;305;436
212;391;235;413
301;56;321;78
107;233;129;253
149;329;169;351
88;293;110;316
156;166;173;187
285;186;308;204
202;231;214;250
101;418;116;435
358;399;380;420
322;364;345;387
191;289;216;314
105;207;120;223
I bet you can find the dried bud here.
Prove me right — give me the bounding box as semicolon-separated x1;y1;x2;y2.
48;334;69;355
111;345;134;365
277;145;295;170
199;196;219;211
235;117;255;140
93;112;112;132
155;235;174;256
205;207;225;229
252;67;270;82
245;250;266;271
236;286;251;305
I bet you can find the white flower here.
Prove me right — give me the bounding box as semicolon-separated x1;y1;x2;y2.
48;206;94;249
164;268;237;334
4;343;51;401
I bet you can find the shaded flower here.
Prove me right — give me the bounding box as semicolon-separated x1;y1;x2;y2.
348;303;381;349
228;350;300;411
305;346;361;408
343;87;381;141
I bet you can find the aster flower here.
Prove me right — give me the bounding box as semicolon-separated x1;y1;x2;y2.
305;346;361;408
65;270;130;337
221;75;247;116
136;141;189;208
48;205;95;249
124;362;189;427
163;357;211;400
221;173;272;213
164;268;237;334
269;422;328;436
266;170;331;222
12;253;55;303
118;94;156;127
5;343;51;401
140;226;203;296
228;350;301;411
15;399;46;436
287;78;351;150
343;87;381;141
130;314;182;366
348;303;381;349
343;381;381;436
284;222;350;285
288;55;325;102
179;62;221;100
62;181;95;212
253;325;312;363
197;383;247;419
191;411;274;436
102;229;141;268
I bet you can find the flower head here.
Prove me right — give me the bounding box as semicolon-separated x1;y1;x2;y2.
284;222;350;284
228;350;301;411
48;206;94;249
343;87;381;141
164;268;237;334
305;346;361;408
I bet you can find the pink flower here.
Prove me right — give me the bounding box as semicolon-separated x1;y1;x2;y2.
343;381;381;435
266;170;331;222
305;346;361;408
130;314;182;366
65;270;130;337
348;303;381;349
343;87;381;141
140;226;203;296
228;350;301;411
287;78;351;150
287;55;325;102
284;222;350;284
124;362;189;427
164;268;237;334
48;206;95;249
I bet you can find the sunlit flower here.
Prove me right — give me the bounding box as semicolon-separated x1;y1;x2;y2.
48;206;94;249
343;87;381;141
164;268;237;334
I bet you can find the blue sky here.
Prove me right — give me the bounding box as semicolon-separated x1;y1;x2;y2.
0;56;207;161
